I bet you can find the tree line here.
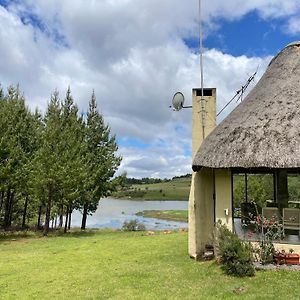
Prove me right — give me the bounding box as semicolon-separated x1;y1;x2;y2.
123;174;192;186
233;173;300;210
0;84;121;235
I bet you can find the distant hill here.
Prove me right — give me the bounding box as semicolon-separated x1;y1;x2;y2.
123;174;191;185
112;175;191;201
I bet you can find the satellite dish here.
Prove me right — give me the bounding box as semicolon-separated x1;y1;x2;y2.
172;92;185;111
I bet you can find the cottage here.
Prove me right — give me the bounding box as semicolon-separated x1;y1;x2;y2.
189;42;300;259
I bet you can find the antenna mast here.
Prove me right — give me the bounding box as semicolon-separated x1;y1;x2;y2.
199;0;205;139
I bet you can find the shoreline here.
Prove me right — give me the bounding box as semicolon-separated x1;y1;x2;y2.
136;210;188;223
109;197;188;202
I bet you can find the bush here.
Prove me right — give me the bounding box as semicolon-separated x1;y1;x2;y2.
254;215;283;264
216;222;255;277
122;219;146;231
125;190;146;198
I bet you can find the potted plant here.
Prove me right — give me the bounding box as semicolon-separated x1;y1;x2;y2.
274;249;300;265
254;215;284;264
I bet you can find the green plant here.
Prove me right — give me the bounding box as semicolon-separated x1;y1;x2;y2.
254;215;283;264
122;219;146;231
216;222;255;277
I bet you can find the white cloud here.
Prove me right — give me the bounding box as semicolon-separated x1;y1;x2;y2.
285;17;300;35
0;1;296;177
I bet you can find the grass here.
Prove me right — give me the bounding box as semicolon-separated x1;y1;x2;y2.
136;210;188;222
1;230;300;299
113;177;191;200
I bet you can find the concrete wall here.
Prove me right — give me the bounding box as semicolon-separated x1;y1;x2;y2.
215;169;233;231
188;88;216;259
189;168;215;259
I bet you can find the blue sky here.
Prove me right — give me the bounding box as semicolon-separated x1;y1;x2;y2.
205;12;292;56
185;10;296;57
0;1;300;178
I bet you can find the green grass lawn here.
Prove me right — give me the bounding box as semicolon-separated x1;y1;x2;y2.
1;230;300;299
114;177;191;200
136;210;188;222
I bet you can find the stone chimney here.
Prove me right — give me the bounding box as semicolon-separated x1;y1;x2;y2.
189;87;216;259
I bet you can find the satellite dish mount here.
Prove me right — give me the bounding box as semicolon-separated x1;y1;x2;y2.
171;92;192;111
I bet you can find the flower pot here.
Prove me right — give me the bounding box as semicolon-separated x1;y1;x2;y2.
274;253;300;265
285;254;300;265
274;253;286;265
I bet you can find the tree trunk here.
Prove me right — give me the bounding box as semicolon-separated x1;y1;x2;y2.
22;196;29;229
43;184;53;236
68;206;72;230
4;188;11;230
8;191;14;227
0;191;4;212
37;206;42;229
64;206;69;233
54;216;57;229
59;205;63;228
81;204;88;230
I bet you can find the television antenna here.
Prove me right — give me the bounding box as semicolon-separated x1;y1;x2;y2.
171;0;206;138
216;70;257;117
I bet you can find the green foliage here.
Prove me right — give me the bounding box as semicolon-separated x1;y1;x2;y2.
78;91;121;230
125;190;146;198
288;175;300;201
233;174;273;209
124;177;170;185
216;223;255;277
0;84;121;233
0;85;40;229
254;215;284;264
122;219;146;231
233;174;300;209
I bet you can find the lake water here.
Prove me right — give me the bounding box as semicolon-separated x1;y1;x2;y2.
71;198;188;230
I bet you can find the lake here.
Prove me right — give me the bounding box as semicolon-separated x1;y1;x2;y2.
71;198;188;230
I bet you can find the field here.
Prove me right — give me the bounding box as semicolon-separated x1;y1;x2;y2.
136;210;188;222
2;230;300;299
113;177;191;200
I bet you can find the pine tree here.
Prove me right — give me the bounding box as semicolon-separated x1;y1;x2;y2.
0;85;39;229
33;91;64;235
0;84;122;232
60;87;85;232
80;91;121;229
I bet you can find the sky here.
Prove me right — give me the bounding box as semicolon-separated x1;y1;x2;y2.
0;0;300;179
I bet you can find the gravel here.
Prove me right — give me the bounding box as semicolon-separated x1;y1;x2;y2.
254;262;300;271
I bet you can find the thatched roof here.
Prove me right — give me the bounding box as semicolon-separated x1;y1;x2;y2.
193;42;300;170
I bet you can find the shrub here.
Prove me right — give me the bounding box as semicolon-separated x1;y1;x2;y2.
254;214;283;264
122;219;146;231
125;190;146;198
216;222;255;277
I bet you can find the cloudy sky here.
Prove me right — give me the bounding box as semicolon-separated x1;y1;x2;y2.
0;0;300;178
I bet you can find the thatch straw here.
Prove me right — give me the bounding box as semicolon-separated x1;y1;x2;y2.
193;42;300;170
